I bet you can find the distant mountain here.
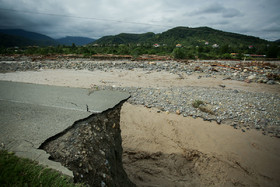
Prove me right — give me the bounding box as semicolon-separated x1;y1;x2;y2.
93;26;271;47
275;39;280;43
56;36;96;46
93;32;155;45
0;29;58;46
0;33;37;47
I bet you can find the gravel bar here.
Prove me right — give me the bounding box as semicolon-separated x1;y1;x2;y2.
1;57;279;137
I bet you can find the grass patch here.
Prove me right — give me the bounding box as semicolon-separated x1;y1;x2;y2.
0;150;83;187
192;100;215;115
192;100;204;108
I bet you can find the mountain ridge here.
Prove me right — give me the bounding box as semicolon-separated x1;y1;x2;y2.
0;29;96;47
0;29;58;46
92;26;272;47
94;32;155;45
0;33;37;47
56;36;96;46
0;27;276;48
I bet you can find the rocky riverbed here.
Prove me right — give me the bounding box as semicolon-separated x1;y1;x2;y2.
1;56;280;186
0;56;279;137
1;56;279;84
109;86;280;137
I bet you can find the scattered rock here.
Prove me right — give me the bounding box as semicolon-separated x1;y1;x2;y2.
194;66;201;72
247;75;257;81
223;77;231;80
244;79;251;83
267;80;275;85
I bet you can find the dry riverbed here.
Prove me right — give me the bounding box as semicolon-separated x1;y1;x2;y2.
0;58;279;186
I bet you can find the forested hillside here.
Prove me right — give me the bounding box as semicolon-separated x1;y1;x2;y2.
0;29;58;46
93;26;271;48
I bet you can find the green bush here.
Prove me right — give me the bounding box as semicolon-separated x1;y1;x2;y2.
192;100;204;108
172;48;186;59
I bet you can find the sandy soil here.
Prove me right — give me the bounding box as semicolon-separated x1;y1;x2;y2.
1;69;280;186
0;69;279;93
121;103;280;186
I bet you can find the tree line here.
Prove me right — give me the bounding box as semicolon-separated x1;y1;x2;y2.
0;43;279;59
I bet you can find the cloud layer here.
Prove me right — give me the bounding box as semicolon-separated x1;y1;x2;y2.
0;0;279;41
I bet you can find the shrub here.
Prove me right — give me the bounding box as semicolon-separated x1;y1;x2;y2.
172;48;187;59
192;100;215;115
192;100;204;108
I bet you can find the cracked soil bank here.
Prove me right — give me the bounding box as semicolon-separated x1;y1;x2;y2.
41;100;134;187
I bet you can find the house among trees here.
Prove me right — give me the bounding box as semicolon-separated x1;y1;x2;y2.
153;43;160;47
212;44;219;48
205;41;209;45
176;44;182;48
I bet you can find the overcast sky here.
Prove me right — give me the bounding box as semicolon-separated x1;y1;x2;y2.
0;0;279;41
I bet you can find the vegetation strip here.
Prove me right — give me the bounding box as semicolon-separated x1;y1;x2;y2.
0;150;84;186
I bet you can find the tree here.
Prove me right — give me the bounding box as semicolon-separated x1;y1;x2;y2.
198;46;204;53
118;44;130;55
71;43;77;48
220;45;230;54
266;45;279;58
172;48;186;59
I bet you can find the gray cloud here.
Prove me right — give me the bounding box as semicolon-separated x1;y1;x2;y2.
222;8;243;18
198;3;225;14
0;0;279;41
194;3;243;18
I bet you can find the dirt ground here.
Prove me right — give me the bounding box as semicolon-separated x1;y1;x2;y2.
1;69;280;186
121;103;280;186
0;69;279;93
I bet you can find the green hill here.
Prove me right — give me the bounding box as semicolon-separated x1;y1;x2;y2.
0;33;37;47
93;26;271;47
56;36;96;46
93;32;155;45
0;29;58;47
155;27;270;46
